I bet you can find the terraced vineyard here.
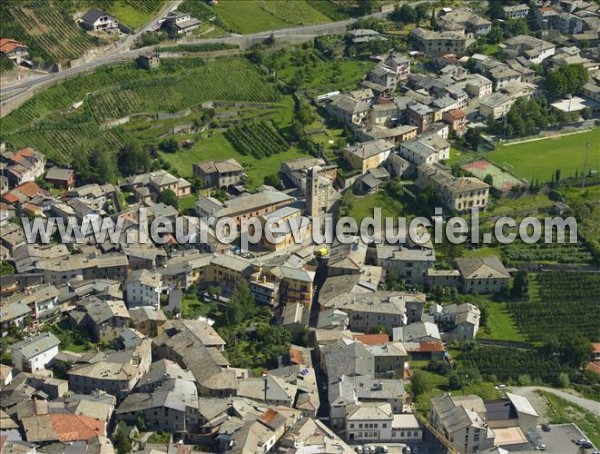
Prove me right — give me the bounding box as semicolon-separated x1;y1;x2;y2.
2;4;102;63
225;121;289;159
2;58;282;162
508;271;600;341
0;54;14;73
501;239;593;264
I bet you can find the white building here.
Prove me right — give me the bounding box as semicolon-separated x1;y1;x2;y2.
125;269;164;309
11;332;60;372
345;402;423;444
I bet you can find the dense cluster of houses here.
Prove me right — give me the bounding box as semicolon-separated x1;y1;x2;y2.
2;1;598;453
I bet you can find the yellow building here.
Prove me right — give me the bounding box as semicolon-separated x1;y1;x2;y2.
343;139;395;174
417;164;490;213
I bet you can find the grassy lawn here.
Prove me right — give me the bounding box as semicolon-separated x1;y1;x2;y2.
214;0;330;34
478;302;526;342
539;391;600;448
343;190;405;224
178;195;197;213
276;58;376;92
483;193;554;218
108;3;160;29
161;132;308;190
487;129;600;183
445;147;466;166
410;360;501;413
463;246;501;258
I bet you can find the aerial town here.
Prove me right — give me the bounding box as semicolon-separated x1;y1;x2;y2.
0;1;599;454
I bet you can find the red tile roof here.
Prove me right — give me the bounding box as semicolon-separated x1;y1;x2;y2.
403;341;446;353
592;343;600;354
353;333;389;346
15;181;41;197
2;193;18;204
448;109;466;119
289;346;307;365
0;39;27;54
587;361;600;376
49;414;105;442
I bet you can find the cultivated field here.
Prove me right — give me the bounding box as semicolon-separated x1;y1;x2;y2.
159;132;308;190
0;1;163;64
2;4;103;63
2;58;282;162
486;129;600;183
211;0;332;34
509;271;600;342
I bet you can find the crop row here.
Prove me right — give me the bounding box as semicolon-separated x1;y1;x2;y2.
225;121;289;159
7;6;98;62
507;271;600;341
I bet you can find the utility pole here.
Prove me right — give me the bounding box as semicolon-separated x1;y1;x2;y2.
582;141;590;190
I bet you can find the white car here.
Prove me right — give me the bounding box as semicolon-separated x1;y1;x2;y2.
355;447;363;454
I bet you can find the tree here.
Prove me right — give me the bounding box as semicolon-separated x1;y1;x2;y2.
94;150;119;184
410;370;430;401
158;137;179;153
483;174;494;187
554;169;561;184
392;4;416;24
0;261;15;276
559;334;592;369
415;3;429;26
358;0;373;15
464;128;482;151
118;141;151;177
157;189;179;209
487;22;503;44
517;374;532;386
581;107;592;119
488;2;505;20
449;373;463;390
114;427;131;454
430;10;437;30
556;372;570;388
511;270;529;299
263;173;284;190
227;280;256;325
546;64;589;98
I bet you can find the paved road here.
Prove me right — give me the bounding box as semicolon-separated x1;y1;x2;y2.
0;4;407;114
510;386;600;418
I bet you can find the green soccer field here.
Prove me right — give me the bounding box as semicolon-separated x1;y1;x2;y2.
486;129;600;183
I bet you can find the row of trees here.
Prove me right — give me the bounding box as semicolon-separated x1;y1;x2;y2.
218;281;292;370
546;64;590;98
389;3;432;27
487;97;585;139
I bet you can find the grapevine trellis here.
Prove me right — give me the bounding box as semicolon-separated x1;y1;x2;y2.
507;271;600;342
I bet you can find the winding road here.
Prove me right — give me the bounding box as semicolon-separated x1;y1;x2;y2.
510;386;600;418
0;4;404;115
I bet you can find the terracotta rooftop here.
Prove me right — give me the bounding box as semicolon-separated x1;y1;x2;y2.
353;333;390;346
0;39;27;54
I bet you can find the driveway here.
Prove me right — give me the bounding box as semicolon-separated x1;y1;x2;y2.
510;386;600;418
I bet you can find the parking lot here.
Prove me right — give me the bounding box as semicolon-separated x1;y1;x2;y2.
349;441;443;454
533;423;598;454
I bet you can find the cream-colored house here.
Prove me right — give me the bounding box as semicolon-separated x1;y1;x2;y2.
417;164;490;213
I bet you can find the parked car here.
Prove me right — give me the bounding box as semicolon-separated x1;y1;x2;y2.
541;423;551;432
355;447;363;454
403;447;412;454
